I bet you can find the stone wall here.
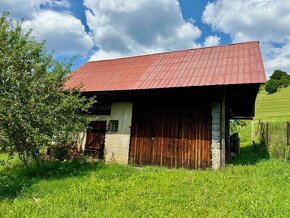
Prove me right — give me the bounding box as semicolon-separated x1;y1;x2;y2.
212;101;221;169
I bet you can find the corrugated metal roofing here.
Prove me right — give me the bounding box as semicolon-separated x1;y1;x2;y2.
65;41;266;92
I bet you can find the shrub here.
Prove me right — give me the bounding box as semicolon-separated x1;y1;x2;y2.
279;74;290;87
50;142;82;161
270;70;288;80
266;70;290;94
265;79;279;94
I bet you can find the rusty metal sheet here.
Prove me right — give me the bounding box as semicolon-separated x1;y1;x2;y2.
65;41;266;92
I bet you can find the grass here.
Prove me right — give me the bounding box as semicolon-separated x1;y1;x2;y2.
0;146;289;218
0;86;289;217
237;85;290;160
255;85;290;122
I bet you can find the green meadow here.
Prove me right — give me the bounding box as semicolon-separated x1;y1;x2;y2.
255;85;290;122
0;152;289;218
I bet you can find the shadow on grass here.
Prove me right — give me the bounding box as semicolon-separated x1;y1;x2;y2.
0;160;104;200
229;142;270;165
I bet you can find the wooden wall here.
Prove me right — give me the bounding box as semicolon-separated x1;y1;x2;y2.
129;98;212;169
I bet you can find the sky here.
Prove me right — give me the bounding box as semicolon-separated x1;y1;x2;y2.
1;0;290;77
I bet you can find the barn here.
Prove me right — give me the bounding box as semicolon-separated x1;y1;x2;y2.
65;41;266;169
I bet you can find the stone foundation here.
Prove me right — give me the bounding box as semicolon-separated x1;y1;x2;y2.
212;101;221;169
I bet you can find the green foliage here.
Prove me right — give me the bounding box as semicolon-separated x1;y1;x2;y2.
50;142;82;161
230;120;247;134
266;69;290;94
279;74;290;87
265;79;279;94
0;152;289;217
0;12;94;164
270;69;288;80
51;145;70;161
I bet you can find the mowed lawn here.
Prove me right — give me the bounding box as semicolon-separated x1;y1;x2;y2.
255;85;290;122
0;149;290;218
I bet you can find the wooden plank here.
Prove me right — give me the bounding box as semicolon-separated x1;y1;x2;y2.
129;98;212;169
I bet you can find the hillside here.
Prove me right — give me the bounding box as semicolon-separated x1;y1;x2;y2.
255;85;290;122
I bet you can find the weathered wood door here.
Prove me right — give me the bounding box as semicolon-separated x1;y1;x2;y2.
85;121;107;158
129;99;212;169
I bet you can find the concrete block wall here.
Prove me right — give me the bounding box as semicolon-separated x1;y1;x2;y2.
212;101;221;169
81;102;133;163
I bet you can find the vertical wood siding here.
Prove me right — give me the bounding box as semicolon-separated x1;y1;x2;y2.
129;99;212;169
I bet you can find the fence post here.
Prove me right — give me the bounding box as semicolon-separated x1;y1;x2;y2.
287;121;290;146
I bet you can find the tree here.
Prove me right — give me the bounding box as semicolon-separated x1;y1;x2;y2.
0;12;94;164
278;74;290;87
270;70;288;80
265;79;279;94
265;69;290;94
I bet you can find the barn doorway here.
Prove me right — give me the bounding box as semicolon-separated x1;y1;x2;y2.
129;99;212;169
84;121;107;159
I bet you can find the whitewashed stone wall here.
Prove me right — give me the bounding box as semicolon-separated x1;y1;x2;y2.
212;101;221;169
81;102;133;163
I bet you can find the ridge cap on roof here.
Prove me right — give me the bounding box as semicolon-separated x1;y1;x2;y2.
87;41;260;64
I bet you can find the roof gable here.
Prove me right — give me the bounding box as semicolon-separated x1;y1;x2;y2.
65;41;266;92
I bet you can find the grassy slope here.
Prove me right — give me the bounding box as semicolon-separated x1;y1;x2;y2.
238;85;290;144
255;85;290;122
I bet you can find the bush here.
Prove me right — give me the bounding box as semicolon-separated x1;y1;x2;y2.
266;69;290;94
265;79;279;94
270;70;288;80
279;74;290;87
50;142;82;161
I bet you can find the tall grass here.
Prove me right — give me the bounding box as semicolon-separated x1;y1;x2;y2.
0;152;289;217
236;85;290;161
236;121;290;161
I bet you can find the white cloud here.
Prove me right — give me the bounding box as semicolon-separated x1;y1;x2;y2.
22;10;93;55
84;0;202;61
0;0;70;19
262;39;290;76
42;0;70;8
202;0;290;76
0;1;93;56
203;35;221;47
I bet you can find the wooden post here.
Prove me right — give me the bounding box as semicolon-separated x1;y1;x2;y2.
220;92;226;167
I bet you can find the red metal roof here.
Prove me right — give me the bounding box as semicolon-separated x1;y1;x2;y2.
65;41;266;92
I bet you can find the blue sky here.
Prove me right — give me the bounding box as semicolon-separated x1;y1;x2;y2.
1;0;290;77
